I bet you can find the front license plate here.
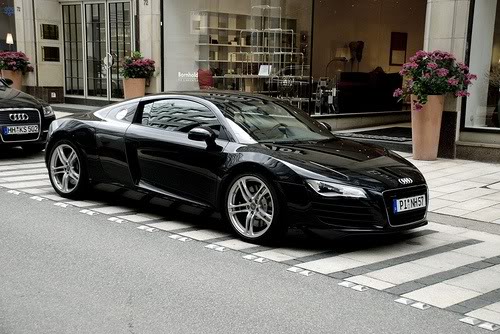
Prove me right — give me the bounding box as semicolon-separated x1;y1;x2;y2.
2;125;39;135
393;195;426;213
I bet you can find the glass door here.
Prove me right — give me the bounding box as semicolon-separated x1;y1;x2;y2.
67;1;131;100
108;2;131;99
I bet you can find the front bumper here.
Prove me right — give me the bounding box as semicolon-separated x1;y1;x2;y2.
279;181;428;234
0;113;55;146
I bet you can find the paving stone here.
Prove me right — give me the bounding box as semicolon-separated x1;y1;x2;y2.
281;259;303;266
240;246;272;254
295;251;337;263
328;272;352;280
446;304;474;314
466;261;495;270
459;298;493;310
344;267;371;276
385;282;427;295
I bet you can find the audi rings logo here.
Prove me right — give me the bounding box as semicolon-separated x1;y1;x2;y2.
398;178;413;185
9;113;29;122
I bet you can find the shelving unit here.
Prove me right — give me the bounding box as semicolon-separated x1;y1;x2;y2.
194;6;307;95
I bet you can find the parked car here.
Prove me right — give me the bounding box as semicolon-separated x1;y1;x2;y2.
45;91;428;242
0;77;56;153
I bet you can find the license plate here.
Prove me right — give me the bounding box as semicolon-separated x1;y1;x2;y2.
2;125;39;135
393;195;426;213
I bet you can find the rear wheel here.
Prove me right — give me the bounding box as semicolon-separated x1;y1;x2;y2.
48;140;88;199
224;173;285;243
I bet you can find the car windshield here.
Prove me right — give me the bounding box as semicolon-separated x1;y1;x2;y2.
208;94;334;144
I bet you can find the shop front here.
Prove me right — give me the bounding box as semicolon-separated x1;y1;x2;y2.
460;0;500;161
162;0;427;128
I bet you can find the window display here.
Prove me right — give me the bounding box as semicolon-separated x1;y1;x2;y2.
466;0;500;129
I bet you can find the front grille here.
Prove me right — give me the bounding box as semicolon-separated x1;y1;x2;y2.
383;185;428;226
0;108;41;143
311;199;386;229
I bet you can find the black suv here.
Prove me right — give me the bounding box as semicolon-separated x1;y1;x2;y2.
0;77;56;153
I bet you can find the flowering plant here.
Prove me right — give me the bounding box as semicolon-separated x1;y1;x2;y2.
121;51;155;79
0;51;34;74
394;50;477;111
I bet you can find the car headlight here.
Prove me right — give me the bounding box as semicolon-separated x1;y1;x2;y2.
306;180;367;199
42;105;54;117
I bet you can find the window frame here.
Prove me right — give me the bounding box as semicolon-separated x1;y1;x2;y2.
134;95;235;142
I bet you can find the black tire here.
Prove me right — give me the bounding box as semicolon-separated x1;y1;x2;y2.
22;144;45;155
47;139;89;199
223;172;287;244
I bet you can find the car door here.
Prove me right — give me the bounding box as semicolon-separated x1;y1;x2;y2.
95;100;138;187
124;98;229;207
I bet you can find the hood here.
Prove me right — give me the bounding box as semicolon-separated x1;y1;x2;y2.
0;85;45;109
252;138;425;190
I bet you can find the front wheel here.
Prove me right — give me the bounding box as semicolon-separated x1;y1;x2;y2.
48;140;88;199
224;173;286;243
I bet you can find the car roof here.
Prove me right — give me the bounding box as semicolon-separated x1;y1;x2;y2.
145;90;280;104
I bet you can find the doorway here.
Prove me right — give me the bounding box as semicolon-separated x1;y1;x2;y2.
63;1;132;101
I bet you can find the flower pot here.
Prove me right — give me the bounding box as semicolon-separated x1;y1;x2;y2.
411;95;444;161
123;78;146;99
1;69;22;90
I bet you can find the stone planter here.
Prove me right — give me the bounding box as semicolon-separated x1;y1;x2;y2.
411;94;445;161
1;69;22;90
123;78;146;99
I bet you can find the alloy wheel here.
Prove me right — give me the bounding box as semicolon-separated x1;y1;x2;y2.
50;144;81;194
227;175;274;239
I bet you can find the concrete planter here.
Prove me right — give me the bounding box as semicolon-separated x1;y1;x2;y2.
123;78;146;99
1;69;22;90
411;94;444;161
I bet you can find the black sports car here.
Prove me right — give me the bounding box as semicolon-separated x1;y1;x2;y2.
45;91;428;242
0;77;56;153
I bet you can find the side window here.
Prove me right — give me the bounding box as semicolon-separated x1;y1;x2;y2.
105;101;138;123
141;99;221;133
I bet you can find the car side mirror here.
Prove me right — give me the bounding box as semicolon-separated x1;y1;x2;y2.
3;78;13;86
320;121;332;131
188;126;217;145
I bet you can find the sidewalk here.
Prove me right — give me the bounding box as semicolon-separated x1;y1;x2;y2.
397;151;500;226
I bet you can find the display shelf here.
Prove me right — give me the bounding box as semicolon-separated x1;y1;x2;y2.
196;7;303;93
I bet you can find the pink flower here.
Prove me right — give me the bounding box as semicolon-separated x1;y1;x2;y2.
467;73;477;81
393;88;404;97
448;78;459;86
414;102;423;111
427;62;438;70
415;50;428;59
404;62;419;69
399;69;408;76
455;90;470;97
423;73;431;79
458;62;469;71
436;68;449;77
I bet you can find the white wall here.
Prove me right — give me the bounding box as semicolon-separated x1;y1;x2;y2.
312;0;426;78
15;0;63;87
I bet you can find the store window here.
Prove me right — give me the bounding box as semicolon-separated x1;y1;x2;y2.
163;0;425;115
164;0;314;112
466;0;500;129
0;0;16;51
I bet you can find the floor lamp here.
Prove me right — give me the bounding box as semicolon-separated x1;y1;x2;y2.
6;33;14;51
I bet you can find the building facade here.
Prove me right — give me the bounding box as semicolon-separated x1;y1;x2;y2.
0;0;498;161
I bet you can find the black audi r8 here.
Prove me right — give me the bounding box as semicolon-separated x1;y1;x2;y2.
45;91;428;242
0;77;56;153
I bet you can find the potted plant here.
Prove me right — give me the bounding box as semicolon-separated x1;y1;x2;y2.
0;51;34;90
121;51;155;99
394;50;477;160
